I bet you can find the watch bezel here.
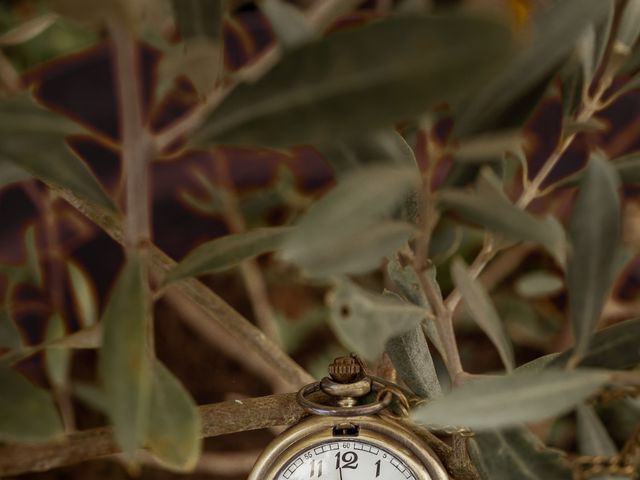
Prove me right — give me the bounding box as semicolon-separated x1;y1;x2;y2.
248;414;449;479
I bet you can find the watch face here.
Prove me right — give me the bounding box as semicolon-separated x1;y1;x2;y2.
275;439;425;480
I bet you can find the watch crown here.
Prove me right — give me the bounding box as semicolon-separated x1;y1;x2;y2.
328;356;361;383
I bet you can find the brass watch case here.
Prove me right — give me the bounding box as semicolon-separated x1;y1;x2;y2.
248;414;449;479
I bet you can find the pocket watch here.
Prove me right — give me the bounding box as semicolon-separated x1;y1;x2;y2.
249;356;449;480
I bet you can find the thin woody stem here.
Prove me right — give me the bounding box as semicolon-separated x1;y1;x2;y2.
444;74;613;316
107;17;151;254
0;394;304;476
46;181;314;389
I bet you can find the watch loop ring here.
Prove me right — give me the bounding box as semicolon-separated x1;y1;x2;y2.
297;378;393;416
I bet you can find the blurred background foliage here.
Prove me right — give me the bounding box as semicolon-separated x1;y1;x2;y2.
0;0;640;479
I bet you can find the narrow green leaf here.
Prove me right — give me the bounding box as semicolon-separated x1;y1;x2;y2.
592;1;615;80
147;361;201;471
167;226;293;283
193;15;512;147
515;271;564;299
411;370;609;430
515;353;561;374
67;261;98;327
0;160;31;189
453;0;612;136
438;170;566;265
0;364;64;442
158;40;223;99
289;221;414;278
260;0;312;49
46;323;102;349
576;404;627;480
0;95;114;211
549;318;640;370
0;308;22;349
576;404;619;456
617;73;640;97
616;0;640;50
567;154;621;361
468;426;572;480
99;256;152;457
454;130;523;162
318;129;418;177
387;253;444;357
553;151;640;188
386;326;442;399
171;0;223;42
72;382;108;414
44;314;71;388
614;151;640;184
0;13;59;46
327;279;426;362
451;258;515;373
316;130;422;223
281;166;419;277
23;226;42;287
597;398;640;448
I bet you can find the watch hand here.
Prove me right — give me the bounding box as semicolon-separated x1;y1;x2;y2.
338;468;343;480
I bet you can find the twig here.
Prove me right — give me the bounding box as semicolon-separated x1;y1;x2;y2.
107;17;151;254
444;73;614;315
160;286;292;389
0;393;304;476
412;264;463;381
215;154;282;346
46;182;314;389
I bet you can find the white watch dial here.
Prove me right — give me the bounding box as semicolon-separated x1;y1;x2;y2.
275;439;427;480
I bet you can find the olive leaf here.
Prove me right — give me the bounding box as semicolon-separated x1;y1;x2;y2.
438;170;566;265
597;398;640;448
193;15;512;147
316;130;422;223
453;0;613;136
553;150;640;188
616;0;640;50
99;256;152;458
386;253;444;357
146;361;201;471
0;95;115;212
260;0;312;49
0;160;31;190
280;166;418;278
468;426;573;480
327;279;427;363
167;226;294;283
514;353;561;374
411;369;610;430
386;327;442;399
44;314;71;388
318;129;418;176
0;308;22;350
514;271;564;299
549;317;640;370
451;258;515;373
0;365;64;442
67;261;98;327
566;154;621;362
576;404;620;457
161;0;225;99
